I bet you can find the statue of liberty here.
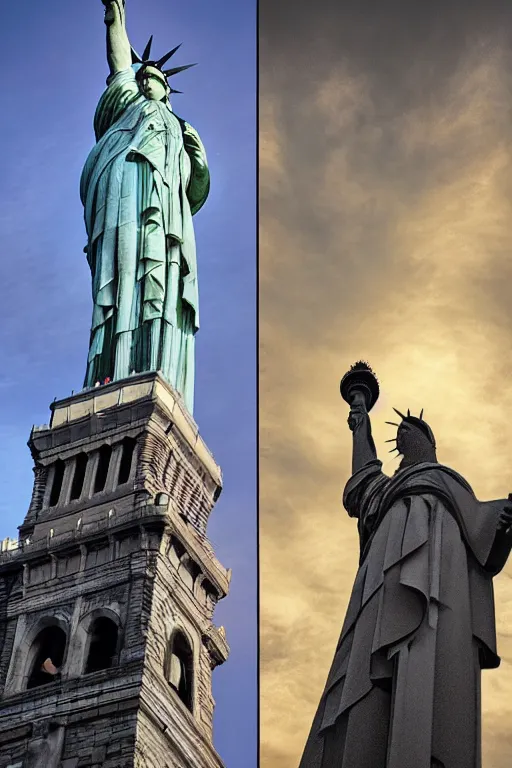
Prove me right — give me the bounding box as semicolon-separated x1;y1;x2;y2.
81;0;210;414
299;362;512;768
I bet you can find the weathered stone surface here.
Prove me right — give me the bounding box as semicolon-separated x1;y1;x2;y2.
0;374;229;767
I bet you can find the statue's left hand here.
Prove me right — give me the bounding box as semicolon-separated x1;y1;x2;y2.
102;0;125;25
497;500;512;532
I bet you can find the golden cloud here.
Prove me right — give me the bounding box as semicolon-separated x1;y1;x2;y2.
260;37;512;768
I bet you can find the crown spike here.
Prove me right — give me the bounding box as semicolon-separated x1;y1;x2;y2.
393;408;407;420
389;447;400;453
169;87;182;94
131;46;143;64
156;43;182;68
420;409;424;419
385;421;400;427
142;35;154;61
163;63;197;77
385;438;397;443
407;409;411;417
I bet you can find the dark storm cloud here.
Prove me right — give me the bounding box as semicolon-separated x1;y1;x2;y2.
261;1;512;766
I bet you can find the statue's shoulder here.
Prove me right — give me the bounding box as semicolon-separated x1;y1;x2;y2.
168;110;188;131
434;463;474;494
94;68;143;140
105;66;138;90
172;112;203;138
394;462;474;496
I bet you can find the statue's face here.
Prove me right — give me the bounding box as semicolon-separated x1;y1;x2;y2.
396;424;409;455
396;422;436;463
139;68;169;102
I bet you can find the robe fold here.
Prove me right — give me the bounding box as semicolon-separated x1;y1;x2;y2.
80;67;209;413
299;460;511;768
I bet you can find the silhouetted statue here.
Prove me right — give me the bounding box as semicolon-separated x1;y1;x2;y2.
299;362;512;768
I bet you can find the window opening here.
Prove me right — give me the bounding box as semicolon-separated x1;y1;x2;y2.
27;626;66;689
70;453;88;501
94;445;112;494
167;631;193;711
117;437;136;485
85;617;119;673
49;460;65;507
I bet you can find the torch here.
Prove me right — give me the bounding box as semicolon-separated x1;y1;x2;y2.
340;361;380;412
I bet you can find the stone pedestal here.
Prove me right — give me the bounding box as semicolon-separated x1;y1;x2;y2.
0;372;230;768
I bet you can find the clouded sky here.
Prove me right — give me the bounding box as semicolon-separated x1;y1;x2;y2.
0;1;255;765
261;1;512;766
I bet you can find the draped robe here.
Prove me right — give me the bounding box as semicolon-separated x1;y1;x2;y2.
299;459;512;768
80;67;210;413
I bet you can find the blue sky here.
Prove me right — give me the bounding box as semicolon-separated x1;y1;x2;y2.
0;1;256;765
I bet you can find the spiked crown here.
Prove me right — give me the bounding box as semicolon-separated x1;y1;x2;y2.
131;36;196;94
385;408;436;454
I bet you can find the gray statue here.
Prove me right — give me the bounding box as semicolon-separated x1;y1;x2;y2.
299;362;512;768
81;0;210;413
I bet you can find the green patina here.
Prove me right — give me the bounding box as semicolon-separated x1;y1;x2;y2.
81;0;209;413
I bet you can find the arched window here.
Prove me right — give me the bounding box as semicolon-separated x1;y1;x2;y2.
166;630;194;711
117;437;136;486
70;453;88;501
49;460;65;507
27;626;67;689
94;445;112;494
85;617;119;673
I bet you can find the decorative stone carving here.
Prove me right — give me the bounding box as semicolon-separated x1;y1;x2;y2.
25;720;65;768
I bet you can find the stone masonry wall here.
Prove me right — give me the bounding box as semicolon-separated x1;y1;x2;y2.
0;378;229;768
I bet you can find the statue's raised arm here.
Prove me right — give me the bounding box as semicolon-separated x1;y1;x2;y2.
102;0;131;74
340;362;379;474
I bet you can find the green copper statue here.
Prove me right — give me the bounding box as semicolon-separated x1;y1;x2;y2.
81;0;210;413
